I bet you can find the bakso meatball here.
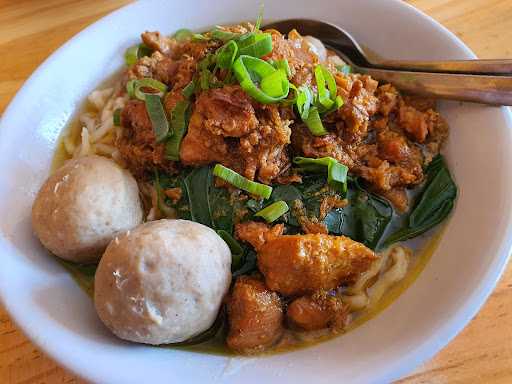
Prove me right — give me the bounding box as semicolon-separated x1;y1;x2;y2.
31;155;143;263
94;219;232;345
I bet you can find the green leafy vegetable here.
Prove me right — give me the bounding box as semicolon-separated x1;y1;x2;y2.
294;156;348;193
183;167;213;227
233;250;258;277
255;200;289;223
217;230;244;269
383;155;457;246
154;170;177;218
165;100;191;160
144;94;170;142
213;164;273;199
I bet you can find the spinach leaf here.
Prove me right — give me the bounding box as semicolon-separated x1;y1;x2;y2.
383;155;457;246
209;185;234;232
183;167;213;227
340;186;393;250
232;249;258;277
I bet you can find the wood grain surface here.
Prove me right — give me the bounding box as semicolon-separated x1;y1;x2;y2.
1;1;512;383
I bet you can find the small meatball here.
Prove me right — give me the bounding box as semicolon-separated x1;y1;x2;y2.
94;219;231;345
287;292;350;331
227;276;284;354
31;155;143;263
235;221;284;251
258;234;377;296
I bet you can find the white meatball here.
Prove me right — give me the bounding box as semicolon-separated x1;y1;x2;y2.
94;219;232;345
31;155;143;263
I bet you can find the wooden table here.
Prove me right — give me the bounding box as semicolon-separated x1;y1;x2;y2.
1;0;511;382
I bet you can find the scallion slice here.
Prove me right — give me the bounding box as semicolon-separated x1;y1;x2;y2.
113;108;121;126
272;59;291;78
294;156;348;193
255;4;264;31
124;43;152;66
255;201;289;223
314;65;334;110
232;55;289;104
296;85;314;119
211;27;239;42
145;94;170;142
213;164;273;199
304;106;328;136
133;78;168;101
165;100;191;160
216;40;238;69
182;80;196;98
174;28;193;42
337;64;352;75
237;33;273;58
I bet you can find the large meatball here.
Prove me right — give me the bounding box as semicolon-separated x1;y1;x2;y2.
94;219;232;345
31;155;143;263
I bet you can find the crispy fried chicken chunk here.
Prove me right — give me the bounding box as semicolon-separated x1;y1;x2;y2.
258;234;376;296
235;221;284;251
227;276;284;354
287;291;350;331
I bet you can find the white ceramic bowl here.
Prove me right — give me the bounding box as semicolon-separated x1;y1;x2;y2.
1;0;511;383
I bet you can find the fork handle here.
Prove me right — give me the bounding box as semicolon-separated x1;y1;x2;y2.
359;67;512;105
373;59;512;75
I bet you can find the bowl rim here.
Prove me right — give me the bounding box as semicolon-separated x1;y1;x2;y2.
1;1;511;383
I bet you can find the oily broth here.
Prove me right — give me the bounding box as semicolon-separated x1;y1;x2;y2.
50;65;446;355
51;123;444;354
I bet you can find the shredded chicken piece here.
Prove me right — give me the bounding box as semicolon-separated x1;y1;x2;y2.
227;276;284;354
235;221;284;251
287;291;350;331
258;234;377;296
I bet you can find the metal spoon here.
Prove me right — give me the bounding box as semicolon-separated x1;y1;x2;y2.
264;18;512;105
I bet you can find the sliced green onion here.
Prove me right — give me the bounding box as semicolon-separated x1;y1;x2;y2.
113;108;121;126
216;40;238;69
260;69;288;98
165;100;191;160
145;94;170;142
124;44;153;66
217;230;244;255
296;85;314;119
294;156;348;193
213;164;272;199
174;28;193;42
304;106;328;136
272;59;291;78
199;70;212;90
182;80;197;98
126;79;136;98
232;55;289;104
255;201;289;223
237;33;273;58
255;4;264;31
133;78;168;101
211;27;239;42
314;65;334;110
125;45;139;66
191;33;209;41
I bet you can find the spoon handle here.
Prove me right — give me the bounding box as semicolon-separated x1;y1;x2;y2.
359;68;512;105
374;59;512;75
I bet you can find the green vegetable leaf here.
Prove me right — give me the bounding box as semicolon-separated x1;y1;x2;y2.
183;166;213;227
383;155;457;246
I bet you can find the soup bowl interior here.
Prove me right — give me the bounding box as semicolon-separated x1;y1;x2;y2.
0;0;511;383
